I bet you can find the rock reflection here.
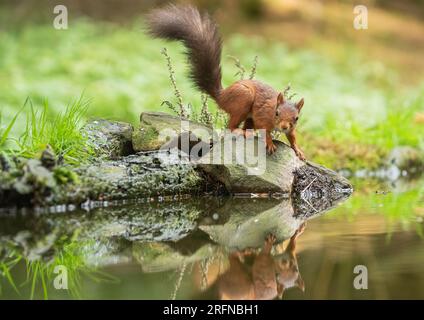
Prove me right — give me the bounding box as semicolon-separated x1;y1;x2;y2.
0;187;350;299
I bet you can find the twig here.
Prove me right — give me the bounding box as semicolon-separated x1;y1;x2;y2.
283;83;298;100
249;55;259;80
228;55;246;80
161;48;188;118
302;196;319;213
170;261;187;300
283;84;291;97
301;177;317;194
200;257;212;291
300;177;318;213
199;94;213;125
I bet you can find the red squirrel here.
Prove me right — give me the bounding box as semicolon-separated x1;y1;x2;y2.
216;223;306;300
147;5;306;160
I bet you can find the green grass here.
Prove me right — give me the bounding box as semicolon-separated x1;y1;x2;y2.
0;248;22;296
0;18;423;169
0;108;21;148
1;96;92;165
325;177;424;239
0;234;119;299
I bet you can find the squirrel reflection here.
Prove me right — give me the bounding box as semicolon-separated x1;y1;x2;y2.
214;222;306;300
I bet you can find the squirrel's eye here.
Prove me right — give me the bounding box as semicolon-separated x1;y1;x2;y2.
295;117;299;122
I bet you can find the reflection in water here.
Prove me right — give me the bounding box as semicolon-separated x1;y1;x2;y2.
0;183;347;299
212;224;305;300
1;179;424;299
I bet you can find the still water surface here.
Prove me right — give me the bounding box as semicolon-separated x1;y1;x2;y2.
0;178;423;299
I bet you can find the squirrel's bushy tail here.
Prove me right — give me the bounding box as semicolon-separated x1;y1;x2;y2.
146;5;223;100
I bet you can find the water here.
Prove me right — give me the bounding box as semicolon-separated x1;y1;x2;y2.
0;178;423;300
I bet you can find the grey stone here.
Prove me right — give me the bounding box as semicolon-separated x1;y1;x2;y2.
387;146;424;175
83;119;134;159
198;136;352;197
132;112;213;152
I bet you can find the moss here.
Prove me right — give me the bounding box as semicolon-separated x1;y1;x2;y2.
300;133;387;172
82;119;134;159
132;126;160;151
53;167;80;185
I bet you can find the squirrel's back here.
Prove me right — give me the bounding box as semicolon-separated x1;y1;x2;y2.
146;5;223;100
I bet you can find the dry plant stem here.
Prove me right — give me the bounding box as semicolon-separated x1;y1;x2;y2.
228;55;246;80
200;94;213;125
161;47;187;118
170;261;187;300
249;55;259;80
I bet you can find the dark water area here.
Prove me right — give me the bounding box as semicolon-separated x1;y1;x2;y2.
0;178;423;300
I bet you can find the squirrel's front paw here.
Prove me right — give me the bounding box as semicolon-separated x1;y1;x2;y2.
294;222;307;237
265;233;277;245
241;247;256;256
294;148;306;161
231;128;245;136
266;143;277;155
244;129;255;139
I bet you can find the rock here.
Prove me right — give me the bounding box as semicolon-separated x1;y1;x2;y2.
83;238;133;267
77;201;203;243
0;150;204;207
133;242;216;273
132;112;213;152
82;119;134;159
57;150;205;205
161;131;212;161
0;136;352;208
387;146;424;176
197;136;352;196
0;152;11;171
0;191;349;271
0;198;219;268
0;113;352;207
388;176;424;194
0;158;57;206
198;137;302;193
131;193;352;271
40;145;57;169
291;163;353;217
199;198;301;250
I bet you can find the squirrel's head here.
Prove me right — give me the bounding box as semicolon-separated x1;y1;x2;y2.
274;92;304;133
274;254;305;298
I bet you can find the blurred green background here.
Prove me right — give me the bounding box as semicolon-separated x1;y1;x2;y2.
0;0;423;170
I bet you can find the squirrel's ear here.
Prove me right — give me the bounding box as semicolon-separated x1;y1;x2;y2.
296;98;304;112
277;92;284;105
296;275;305;292
277;283;285;299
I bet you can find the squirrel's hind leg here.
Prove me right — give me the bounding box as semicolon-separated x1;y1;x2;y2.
219;82;254;133
243;118;255;138
228;112;249;134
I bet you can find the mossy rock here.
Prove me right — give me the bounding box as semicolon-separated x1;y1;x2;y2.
0;150;205;207
199;199;300;250
83;119;134;159
198;136;352;196
132;112;213;152
387;146;424;176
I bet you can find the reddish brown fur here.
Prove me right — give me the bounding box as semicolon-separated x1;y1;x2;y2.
214;223;306;300
217;80;305;158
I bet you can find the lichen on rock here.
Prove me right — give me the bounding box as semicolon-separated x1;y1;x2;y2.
292;162;353;218
0;149;205;207
82;119;134;159
132;112;213;152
